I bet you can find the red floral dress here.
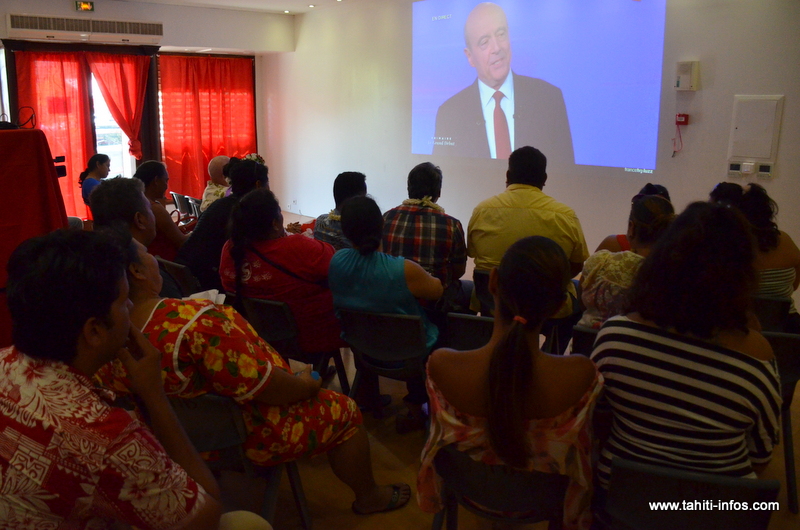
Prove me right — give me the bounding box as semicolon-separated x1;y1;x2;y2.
95;298;361;466
417;365;603;530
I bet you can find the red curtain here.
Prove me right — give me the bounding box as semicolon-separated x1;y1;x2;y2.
86;53;151;160
159;55;257;199
16;51;94;219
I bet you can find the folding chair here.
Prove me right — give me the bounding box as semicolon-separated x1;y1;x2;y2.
156;256;202;297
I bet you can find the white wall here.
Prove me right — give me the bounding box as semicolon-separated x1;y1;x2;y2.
0;0;295;52
260;0;800;257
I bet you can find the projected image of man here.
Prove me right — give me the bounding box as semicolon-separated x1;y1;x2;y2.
433;2;574;164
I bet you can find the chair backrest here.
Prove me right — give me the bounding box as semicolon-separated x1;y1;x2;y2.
156;256;202;297
186;196;202;218
570;325;599;356
169;393;252;473
444;312;494;351
241;297;302;359
761;331;800;404
472;269;494;316
337;308;429;378
170;191;191;216
606;458;780;530
752;296;791;332
434;444;568;522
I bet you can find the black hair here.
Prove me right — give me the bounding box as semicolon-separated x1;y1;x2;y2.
333;172;367;208
634;183;671;202
228;188;282;296
738;184;780;252
507;146;547;188
340;195;383;256
227;159;269;196
7;230;128;364
78;153;110;185
488;236;570;468
90;177;148;230
629;195;675;246
627;201;755;338
133;160;168;187
407;162;443;201
709;182;744;206
222;157;239;178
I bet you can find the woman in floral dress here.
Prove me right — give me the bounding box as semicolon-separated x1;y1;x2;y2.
418;237;602;530
96;237;411;515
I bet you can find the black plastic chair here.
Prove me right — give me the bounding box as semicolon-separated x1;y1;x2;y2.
169;394;313;529
444;312;494;351
336;309;430;400
604;458;780;530
472;269;493;316
431;444;569;530
762;331;800;514
570;324;599;357
156;256;202;297
186;196;202;218
752;296;791;332
238;296;350;396
170;191;191;216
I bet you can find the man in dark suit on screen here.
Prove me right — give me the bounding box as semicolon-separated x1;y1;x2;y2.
433;2;574;164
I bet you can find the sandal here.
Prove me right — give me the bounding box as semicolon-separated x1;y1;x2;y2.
351;484;410;515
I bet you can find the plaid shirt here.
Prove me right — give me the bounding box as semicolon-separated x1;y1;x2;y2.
382;204;467;287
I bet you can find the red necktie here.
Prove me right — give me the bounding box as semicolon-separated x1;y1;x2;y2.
493;91;511;160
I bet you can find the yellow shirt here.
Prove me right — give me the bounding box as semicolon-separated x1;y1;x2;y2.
467;183;589;316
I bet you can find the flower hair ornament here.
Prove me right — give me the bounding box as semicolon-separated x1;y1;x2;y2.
243;153;265;165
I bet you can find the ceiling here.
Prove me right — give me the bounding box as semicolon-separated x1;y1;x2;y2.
111;0;361;15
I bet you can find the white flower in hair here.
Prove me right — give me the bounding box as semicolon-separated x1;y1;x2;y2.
243;153;265;165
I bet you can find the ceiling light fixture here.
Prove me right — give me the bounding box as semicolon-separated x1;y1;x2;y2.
284;10;290;13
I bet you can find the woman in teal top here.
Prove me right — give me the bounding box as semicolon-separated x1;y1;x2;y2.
329;196;443;432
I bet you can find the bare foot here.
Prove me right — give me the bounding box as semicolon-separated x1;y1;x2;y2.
351;483;411;514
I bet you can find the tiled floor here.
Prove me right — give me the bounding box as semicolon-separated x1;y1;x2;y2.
220;348;800;530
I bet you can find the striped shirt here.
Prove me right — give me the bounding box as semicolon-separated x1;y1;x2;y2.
757;267;797;313
591;316;781;488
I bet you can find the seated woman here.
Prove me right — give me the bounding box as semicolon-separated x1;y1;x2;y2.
95;236;411;515
133;161;187;261
591;202;782;491
328;195;444;433
418;236;601;530
219;188;344;354
178;157;267;291
579;195;674;328
710;182;800;333
594;183;671;253
79;153;110;207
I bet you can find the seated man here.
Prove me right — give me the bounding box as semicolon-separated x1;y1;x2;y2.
90;176;183;298
314;171;367;250
0;229;257;529
382;162;470;312
201;155;231;213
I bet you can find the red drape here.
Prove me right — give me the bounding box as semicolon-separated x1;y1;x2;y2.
86;53;151;160
159;55;257;199
16;51;94;219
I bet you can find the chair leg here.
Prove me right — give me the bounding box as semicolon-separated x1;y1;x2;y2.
258;464;284;524
444;490;459;530
783;411;798;514
332;350;351;396
431;509;445;530
348;369;362;400
286;461;313;530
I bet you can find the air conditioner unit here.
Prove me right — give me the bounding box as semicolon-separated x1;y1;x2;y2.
7;14;163;45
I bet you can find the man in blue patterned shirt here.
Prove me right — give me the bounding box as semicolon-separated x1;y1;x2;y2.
314;171;367;250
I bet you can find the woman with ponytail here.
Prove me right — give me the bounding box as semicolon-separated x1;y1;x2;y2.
219;188;344;353
417;236;601;530
579;194;675;328
329;195;444;433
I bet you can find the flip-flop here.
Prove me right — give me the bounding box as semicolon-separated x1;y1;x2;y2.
351;484;410;515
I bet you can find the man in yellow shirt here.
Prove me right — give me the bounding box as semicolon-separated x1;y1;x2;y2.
467;146;588;331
